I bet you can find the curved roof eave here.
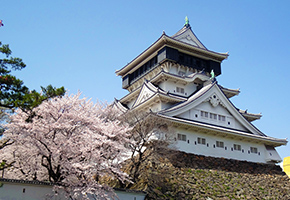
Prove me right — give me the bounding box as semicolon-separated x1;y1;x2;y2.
219;85;240;98
112;98;128;113
116;34;229;77
164;36;228;61
119;86;142;103
239;109;262;121
116;34;166;76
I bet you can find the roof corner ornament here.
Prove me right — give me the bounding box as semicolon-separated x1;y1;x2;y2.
210;69;215;79
210;69;217;83
184;16;189;26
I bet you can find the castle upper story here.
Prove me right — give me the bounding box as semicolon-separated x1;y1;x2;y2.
116;19;228;93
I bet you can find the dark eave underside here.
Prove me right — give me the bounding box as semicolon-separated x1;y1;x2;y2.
116;34;228;77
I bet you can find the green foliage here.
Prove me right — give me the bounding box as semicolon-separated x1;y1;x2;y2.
156;187;161;190
0;41;65;111
195;169;203;173
15;85;65;111
0;42;65;156
0;160;6;168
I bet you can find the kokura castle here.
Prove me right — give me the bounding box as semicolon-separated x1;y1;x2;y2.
113;18;287;164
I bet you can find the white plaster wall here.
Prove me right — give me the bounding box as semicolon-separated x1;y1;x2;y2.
113;191;146;200
177;110;190;119
264;147;282;162
158;80;197;97
178;102;248;132
0;183;146;200
175;128;269;163
0;183;62;200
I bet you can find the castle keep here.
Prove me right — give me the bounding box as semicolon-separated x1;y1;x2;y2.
114;18;287;163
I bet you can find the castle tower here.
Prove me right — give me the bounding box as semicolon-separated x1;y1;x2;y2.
114;18;287;163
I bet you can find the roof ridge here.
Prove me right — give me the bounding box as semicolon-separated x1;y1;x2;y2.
171;23;207;50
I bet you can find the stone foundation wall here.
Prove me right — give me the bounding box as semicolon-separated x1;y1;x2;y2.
120;149;290;199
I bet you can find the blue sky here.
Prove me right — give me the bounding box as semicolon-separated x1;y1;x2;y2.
1;1;289;161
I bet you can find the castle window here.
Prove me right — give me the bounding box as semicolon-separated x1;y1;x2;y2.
250;147;258;154
218;115;226;122
216;141;224;148
126;56;158;86
197;137;206;145
201;111;226;122
176;87;185;94
201;111;208;118
177;133;186;141
210;113;217;120
234;144;241;151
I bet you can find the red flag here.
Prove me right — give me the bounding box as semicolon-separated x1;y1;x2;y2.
0;20;4;27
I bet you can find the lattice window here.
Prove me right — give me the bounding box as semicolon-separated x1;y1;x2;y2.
197;137;206;145
176;87;185;94
216;141;224;148
234;144;241;151
250;147;258;154
177;133;186;141
218;115;226;122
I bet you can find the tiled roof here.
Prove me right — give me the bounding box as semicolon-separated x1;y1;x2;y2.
0;178;54;186
171;24;207;50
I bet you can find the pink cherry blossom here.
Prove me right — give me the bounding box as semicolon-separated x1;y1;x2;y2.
1;92;131;199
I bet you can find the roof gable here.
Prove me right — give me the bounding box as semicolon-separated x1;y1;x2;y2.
131;81;187;110
179;101;248;132
132;81;157;108
159;82;264;136
171;24;207;50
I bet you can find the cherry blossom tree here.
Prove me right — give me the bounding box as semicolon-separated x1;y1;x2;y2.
122;111;176;184
0;92;131;199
